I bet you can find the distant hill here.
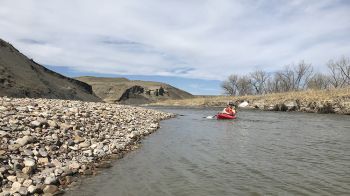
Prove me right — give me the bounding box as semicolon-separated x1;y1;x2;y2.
0;39;101;101
76;76;194;104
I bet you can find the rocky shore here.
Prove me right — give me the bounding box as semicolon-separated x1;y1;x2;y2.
0;97;174;195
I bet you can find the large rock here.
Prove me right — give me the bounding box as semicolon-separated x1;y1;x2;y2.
238;101;249;108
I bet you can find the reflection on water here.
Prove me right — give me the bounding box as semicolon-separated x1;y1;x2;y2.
66;108;350;196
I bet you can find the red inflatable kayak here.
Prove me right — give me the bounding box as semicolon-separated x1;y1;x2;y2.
216;113;237;120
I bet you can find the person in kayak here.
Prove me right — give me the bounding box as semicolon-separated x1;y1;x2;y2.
221;102;236;116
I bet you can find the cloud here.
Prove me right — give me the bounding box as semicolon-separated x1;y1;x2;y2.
0;0;349;80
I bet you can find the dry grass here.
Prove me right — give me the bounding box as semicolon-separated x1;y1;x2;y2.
149;87;350;107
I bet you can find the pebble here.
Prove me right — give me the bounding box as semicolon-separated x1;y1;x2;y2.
18;187;28;195
11;182;21;192
44;176;57;185
15;136;33;147
27;185;39;194
23;158;36;167
38;148;48;157
0;97;174;193
43;185;59;194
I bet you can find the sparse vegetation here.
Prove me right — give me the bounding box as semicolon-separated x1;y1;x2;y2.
149;87;350;114
221;56;350;96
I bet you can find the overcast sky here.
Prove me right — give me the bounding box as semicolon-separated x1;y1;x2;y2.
0;0;349;94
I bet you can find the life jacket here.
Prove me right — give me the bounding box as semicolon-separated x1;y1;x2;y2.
223;107;235;116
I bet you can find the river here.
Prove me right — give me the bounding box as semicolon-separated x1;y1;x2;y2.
66;108;350;196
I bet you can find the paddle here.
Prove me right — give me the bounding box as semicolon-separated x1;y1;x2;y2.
205;114;217;119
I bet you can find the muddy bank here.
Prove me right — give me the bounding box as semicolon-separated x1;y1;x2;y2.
0;97;173;195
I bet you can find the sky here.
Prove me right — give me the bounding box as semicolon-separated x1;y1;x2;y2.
0;0;349;95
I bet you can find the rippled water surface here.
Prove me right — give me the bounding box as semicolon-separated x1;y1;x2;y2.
66;108;350;196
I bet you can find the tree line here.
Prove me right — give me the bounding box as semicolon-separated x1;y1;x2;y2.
221;56;350;95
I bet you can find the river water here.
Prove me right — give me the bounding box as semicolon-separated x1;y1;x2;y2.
66;108;350;196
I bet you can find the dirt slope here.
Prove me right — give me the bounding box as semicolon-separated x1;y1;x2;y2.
0;39;101;102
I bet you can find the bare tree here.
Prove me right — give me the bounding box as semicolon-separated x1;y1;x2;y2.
293;61;314;90
327;56;350;88
266;73;281;93
337;56;350;85
221;74;239;95
307;73;330;90
250;70;270;94
278;66;295;92
236;76;253;95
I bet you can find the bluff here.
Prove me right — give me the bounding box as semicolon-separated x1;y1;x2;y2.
0;39;100;101
76;76;194;104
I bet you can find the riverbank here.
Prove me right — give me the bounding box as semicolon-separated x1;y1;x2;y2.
148;87;350;115
0;97;173;195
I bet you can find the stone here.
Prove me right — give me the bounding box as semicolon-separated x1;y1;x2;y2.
0;189;11;196
16;136;33;147
22;167;34;175
82;149;93;157
93;149;106;157
69;161;80;170
51;159;62;168
54;168;63;176
79;141;90;148
38;157;49;165
51;134;59;140
0;131;9;137
74;135;85;143
44;176;57;185
48;120;58;128
22;179;32;187
7;175;17;182
22;149;34;156
11;182;22;192
64;176;75;185
23;158;36;167
29;120;41;128
16;177;25;184
38;148;48;157
68;146;79;151
43;185;58;194
18;187;28;195
0;150;6;156
27;185;39;194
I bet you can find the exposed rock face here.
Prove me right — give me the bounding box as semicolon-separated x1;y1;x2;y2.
0;96;174;194
0;39;101;102
76;76;193;104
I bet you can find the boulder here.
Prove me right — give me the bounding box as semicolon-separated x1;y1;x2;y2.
238;101;249;108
